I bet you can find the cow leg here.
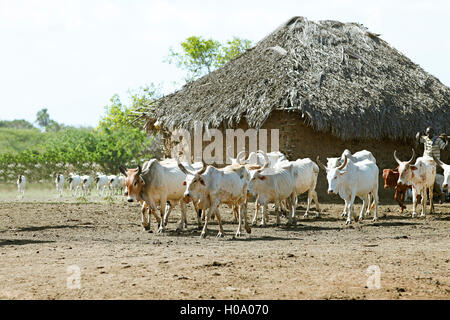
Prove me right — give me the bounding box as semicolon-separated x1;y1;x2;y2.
252;201;259;226
341;199;348;218
288;193;297;225
304;190;312;218
372;188;379;222
429;185;434;214
163;201;173;226
232;205;239;224
358;197;367;222
345;194;356;225
420;187;427;217
411;188;418;218
214;207;224;238
175;200;187;230
241;203;251;235
312;190;321;217
193;201;202;229
140;202;151;231
261;203;269;227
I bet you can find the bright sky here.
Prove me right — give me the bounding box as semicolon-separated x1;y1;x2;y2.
0;0;449;127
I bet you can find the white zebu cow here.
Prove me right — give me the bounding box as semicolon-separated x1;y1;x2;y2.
326;149;377;218
317;155;379;224
80;175;92;197
120;159;203;232
108;175;119;195
248;155;298;226
17;174;26;199
434;157;450;190
275;157;321;218
95;173;109;196
68;173;82;197
55;174;64;197
245;150;288;222
179;162;251;238
394;149;436;217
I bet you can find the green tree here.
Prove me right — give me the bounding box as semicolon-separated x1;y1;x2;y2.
35;108;50;130
166;36;252;82
0;119;35;129
215;37;253;68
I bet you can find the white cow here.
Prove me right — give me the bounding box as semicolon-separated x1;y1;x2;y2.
326;149;377;218
434;157;450;190
275;157;321;218
17;174;26;199
179;161;251;238
80;175;92;197
68;173;82;197
120;159;203;232
394;149;436;217
95;173;109;196
317;155;379;224
55;174;64;197
248;154;298;226
108;175;119;195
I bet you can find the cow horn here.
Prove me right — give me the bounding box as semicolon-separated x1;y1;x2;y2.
136;165;142;176
338;155;348;170
257;150;270;170
197;160;207;175
119;165;127;176
432;156;445;169
316;156;327;171
393;150;401;165
407;148;415;165
177;161;192;175
236;150;246;165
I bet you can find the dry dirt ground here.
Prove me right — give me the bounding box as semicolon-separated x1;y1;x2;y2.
0;194;449;300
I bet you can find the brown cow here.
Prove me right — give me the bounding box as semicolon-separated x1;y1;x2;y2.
382;168;414;212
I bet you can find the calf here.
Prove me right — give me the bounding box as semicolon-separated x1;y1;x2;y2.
80;175;92;197
17;174;26;199
394;149;436;217
95;173;109;196
68;173;82;197
55;174;64;197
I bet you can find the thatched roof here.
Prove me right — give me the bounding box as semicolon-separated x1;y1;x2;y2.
140;16;449;140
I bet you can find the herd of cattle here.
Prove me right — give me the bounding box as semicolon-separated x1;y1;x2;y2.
15;149;449;238
16;172;126;199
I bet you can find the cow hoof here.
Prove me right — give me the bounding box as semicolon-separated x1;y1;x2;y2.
345;220;351;225
158;228;164;234
372;217;378;222
235;231;241;237
200;232;207;239
303;214;309;219
244;226;251;234
216;232;223;238
420;214;426;218
341;212;346;217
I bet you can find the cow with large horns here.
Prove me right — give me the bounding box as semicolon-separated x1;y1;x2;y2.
317;155;379;224
179;160;251;238
394;149;436;217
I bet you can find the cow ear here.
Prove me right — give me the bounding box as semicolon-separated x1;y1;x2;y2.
410;165;417;170
259;175;266;180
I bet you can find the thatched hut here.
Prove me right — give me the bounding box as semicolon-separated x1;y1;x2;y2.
138;16;449;200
